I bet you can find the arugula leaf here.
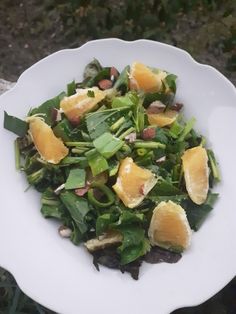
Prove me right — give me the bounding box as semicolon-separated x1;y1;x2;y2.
93;132;124;159
85;149;109;176
154;127;169;144
113;211;145;227
40;189;67;220
67;80;76;96
86;67;111;87
148;194;187;203
60;191;90;234
181;193;219;231
65;168;86;190
30;92;66;125
4;111;28;137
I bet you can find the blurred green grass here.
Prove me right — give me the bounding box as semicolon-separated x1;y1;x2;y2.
0;0;235;313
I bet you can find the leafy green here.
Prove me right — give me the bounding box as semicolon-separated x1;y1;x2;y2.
30;92;66;125
85;107;129;139
164;74;177;93
67;80;76;96
85;148;109;176
65;168;86;190
150;179;183;196
96;213;118;236
118;226;150;265
182;193;219;231
60;191;90;234
113;65;130;94
177;117;196;142
4;111;28;137
86;67;111;87
93;132;124;159
207;149;221;182
143;92;174;107
87;90;95;98
40;189;66;220
83;58;103;80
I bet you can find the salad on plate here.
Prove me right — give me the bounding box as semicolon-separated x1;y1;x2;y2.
3;59;220;279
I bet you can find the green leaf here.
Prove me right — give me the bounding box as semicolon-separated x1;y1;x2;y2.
148;194;187;203
60;191;90;234
118;226;150;265
150;179;183;196
4;111;28;137
85;149;109;176
53;118;75;142
83;58;103;80
154;127;169;144
96;213;118;236
30;92;66;125
143;92;174;107
207;149;221;182
86;67;111;87
177;117;196;142
41;189;66;220
67;80;76;96
113;65;130;94
85;107;129;139
112;94;134;109
87;90;95;98
181;193;219;231
93;132;124;159
164;74;177;93
65;168;86;190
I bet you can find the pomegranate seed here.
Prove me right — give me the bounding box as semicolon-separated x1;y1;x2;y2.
98;79;113;90
142;127;156;140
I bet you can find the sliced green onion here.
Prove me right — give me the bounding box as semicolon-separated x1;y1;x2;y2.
71;148;89;154
207;149;221;182
119;127;136;140
134;141;166;149
88;183;115;208
110;116;126;132
65;141;94;147
137;148;148;156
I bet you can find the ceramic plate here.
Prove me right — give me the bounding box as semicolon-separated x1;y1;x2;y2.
0;39;236;314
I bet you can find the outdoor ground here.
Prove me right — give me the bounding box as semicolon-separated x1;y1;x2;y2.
0;1;235;313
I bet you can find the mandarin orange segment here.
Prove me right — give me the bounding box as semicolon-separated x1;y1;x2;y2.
60;87;106;122
29;117;68;164
147;110;178;127
182;146;209;205
129;62;167;92
148;201;191;251
112;157;157;208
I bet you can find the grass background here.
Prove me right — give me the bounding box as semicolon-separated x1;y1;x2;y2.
0;0;235;313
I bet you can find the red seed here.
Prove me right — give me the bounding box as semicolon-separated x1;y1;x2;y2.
98;79;113;90
142;127;156;140
69;116;81;127
110;67;119;79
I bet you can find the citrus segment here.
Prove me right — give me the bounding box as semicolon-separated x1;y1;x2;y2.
29;117;68;164
60;87;106;122
182;146;209;205
113;157;157;208
148;110;178;127
129;62;167;92
148;201;191;251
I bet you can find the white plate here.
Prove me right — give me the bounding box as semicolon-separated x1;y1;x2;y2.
0;39;236;314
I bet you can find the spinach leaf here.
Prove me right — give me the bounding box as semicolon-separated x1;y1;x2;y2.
60;191;90;234
96;213;119;236
40;189;67;220
4;111;28;137
177;117;196;142
30;92;66;125
67;80;76;96
118;226;150;265
181;193;219;231
93;132;124;159
65;168;86;190
148;194;187;204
